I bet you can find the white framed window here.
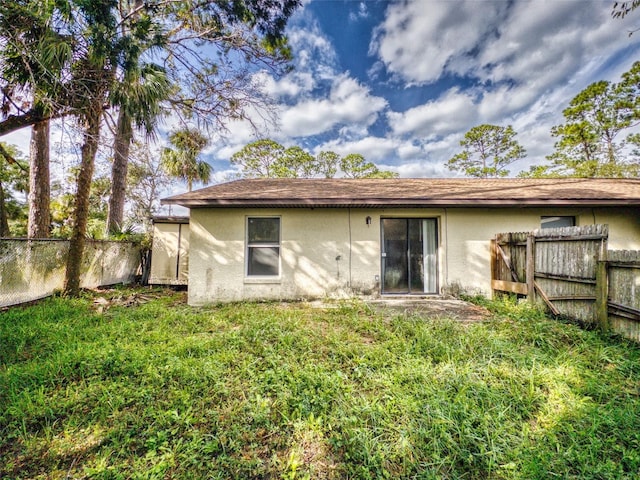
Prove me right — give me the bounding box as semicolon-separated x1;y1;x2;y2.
541;216;576;229
246;217;280;277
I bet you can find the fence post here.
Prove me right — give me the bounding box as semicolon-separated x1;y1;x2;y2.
526;234;535;304
595;259;609;331
490;238;496;298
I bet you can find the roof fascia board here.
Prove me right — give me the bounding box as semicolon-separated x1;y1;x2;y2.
161;198;640;208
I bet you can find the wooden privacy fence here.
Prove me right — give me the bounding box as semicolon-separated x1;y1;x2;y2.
491;224;640;342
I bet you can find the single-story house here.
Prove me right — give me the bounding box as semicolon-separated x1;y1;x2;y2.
161;178;640;305
148;216;190;285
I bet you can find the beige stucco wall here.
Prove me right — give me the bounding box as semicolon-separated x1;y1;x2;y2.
188;208;376;304
149;222;190;285
188;206;640;305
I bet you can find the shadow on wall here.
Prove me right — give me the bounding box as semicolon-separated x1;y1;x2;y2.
0;239;140;308
283;241;350;298
189;216;381;301
0;240;68;306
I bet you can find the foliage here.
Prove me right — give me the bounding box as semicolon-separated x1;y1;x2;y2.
516;164;564;178
315;150;340;178
0;0;302;295
231;139;398;178
1;289;640;479
612;1;640;19
161;127;212;192
0;142;28;236
230;138;285;177
0;0;74;130
48;173;112;239
339;153;398;178
530;61;640;178
274;146;317;177
549;82;628;175
447;124;526;178
0;0;301;136
126;141;171;234
106;39;173;234
49;190;74;239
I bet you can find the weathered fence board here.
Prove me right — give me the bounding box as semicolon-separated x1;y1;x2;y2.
607;250;640;340
491;224;640;342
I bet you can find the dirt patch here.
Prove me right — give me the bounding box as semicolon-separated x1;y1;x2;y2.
366;298;491;323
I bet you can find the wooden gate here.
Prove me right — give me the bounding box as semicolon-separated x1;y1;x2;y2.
491;224;608;324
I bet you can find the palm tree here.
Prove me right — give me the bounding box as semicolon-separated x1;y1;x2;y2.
63;1;128;296
106;63;171;235
161;128;212;192
65;1;167;295
105;0;171;235
0;2;73;238
1;0;300;296
28;120;51;237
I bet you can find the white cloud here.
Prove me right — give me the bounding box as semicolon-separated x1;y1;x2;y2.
370;1;508;84
281;75;387;137
477;84;539;122
470;1;639;96
394;160;453;178
421;133;460;154
313;135;453;176
168;0;640;180
286;17;339;82
396;142;423;160
372;0;640;91
254;71;315;99
349;2;369;22
388;88;478;137
315;136;399;162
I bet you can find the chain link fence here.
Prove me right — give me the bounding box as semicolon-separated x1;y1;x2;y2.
0;239;141;308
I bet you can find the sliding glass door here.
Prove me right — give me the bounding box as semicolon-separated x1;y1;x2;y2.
381;218;438;294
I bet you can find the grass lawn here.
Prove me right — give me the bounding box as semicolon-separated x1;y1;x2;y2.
1;289;640;479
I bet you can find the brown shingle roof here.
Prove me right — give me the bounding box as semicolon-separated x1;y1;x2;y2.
162;178;640;208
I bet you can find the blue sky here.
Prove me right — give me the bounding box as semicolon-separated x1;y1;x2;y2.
202;0;640;180
4;0;640;185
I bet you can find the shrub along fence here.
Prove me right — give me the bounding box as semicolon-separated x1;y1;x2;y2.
491;224;640;342
0;239;141;308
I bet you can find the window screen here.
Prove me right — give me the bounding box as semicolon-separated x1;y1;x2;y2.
541;216;575;229
247;217;280;276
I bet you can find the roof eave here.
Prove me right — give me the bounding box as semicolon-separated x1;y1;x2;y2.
152;215;190;224
161;198;640;208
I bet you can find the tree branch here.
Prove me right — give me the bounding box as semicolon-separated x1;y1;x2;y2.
0;141;27;172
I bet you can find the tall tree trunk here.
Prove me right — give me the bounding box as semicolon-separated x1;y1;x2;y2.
106;109;132;235
63;100;102;296
0;180;9;236
28;120;51;238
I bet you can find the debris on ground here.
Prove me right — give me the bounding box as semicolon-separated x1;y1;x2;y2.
366;298;491;323
92;291;162;314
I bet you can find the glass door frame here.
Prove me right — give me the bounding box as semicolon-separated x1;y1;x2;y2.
380;217;439;295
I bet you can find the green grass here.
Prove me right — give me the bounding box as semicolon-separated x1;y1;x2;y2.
1;289;639;479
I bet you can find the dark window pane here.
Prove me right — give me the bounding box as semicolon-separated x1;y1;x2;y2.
248;218;279;244
408;219;424;293
541;216;575;229
382;218;438;294
382;219;408;293
248;247;280;276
